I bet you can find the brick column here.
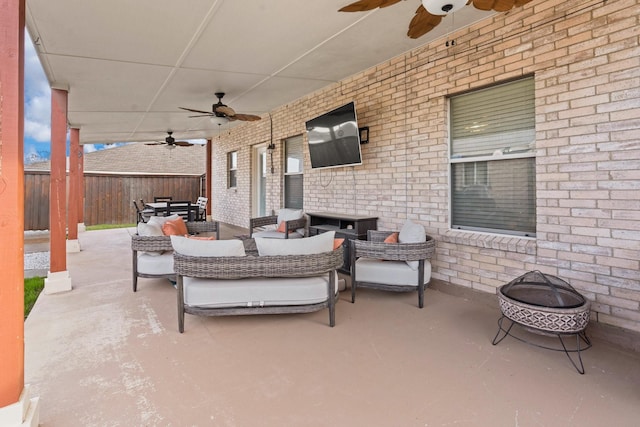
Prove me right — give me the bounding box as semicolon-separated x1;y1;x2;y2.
44;88;72;294
67;127;81;252
0;0;40;424
206;138;213;219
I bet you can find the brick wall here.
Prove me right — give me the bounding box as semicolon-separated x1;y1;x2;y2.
212;0;640;332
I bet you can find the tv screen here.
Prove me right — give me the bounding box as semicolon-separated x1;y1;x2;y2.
305;101;362;169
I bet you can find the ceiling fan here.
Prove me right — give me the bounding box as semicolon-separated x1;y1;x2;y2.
145;131;193;148
339;0;533;39
180;92;261;122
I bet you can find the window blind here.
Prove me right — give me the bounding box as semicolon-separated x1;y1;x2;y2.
451;78;535;158
284;135;304;209
450;78;536;237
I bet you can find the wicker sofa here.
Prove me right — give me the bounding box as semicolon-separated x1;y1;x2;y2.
131;220;220;292
171;234;344;333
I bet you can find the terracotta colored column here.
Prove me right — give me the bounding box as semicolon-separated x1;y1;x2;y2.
78;140;85;229
206;138;213;219
0;1;39;423
0;0;25;409
44;88;72;293
67;128;81;251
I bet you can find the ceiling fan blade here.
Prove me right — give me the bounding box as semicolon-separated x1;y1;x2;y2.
188;114;214;118
339;0;401;12
216;105;236;117
407;5;443;39
473;0;532;12
233;113;262;122
145;142;165;146
174;141;194;147
179;106;213;115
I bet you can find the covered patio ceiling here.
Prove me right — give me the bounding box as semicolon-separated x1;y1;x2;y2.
25;0;496;144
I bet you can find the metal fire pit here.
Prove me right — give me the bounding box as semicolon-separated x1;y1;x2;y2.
492;271;592;374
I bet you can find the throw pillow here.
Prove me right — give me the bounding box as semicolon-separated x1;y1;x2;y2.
170;236;246;257
162;217;188;236
398;219;426;270
277;221;287;233
333;238;345;250
255;231;335;256
383;232;399;244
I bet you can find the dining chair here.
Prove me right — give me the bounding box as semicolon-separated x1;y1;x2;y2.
195;196;208;221
132;200;153;223
165;200;196;222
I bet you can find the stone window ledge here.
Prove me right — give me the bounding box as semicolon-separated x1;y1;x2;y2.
441;229;537;255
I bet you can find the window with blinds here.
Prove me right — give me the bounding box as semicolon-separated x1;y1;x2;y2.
450;77;536;237
228;151;237;188
284;135;304;209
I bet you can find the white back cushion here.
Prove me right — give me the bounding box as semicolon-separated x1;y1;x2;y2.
398;219;427;270
137;221;163;236
398;219;426;243
170;236;246;257
277;208;303;224
148;214;180;227
255;231;335;256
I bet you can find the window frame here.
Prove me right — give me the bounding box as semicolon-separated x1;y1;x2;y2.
449;77;536;237
283;135;304;210
228;151;238;189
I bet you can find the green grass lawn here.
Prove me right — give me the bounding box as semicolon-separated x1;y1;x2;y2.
24;277;45;319
86;223;135;231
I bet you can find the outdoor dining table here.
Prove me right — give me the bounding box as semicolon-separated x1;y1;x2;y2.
145;201;186;215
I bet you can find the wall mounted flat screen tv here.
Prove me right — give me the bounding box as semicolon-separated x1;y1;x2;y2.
305;101;362;170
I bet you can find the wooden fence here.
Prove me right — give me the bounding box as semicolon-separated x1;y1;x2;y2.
24;171;205;230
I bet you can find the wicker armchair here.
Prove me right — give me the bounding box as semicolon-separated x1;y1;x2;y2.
250;213;306;239
350;230;435;308
131;221;220;292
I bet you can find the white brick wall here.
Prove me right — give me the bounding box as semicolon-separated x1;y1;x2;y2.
211;0;640;333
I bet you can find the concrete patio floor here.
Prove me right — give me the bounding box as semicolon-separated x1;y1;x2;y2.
24;226;640;426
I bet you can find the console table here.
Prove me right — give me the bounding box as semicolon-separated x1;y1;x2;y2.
307;212;378;274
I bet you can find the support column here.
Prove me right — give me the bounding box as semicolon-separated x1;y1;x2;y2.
44;88;72;294
77;139;85;233
206;138;212;220
0;0;40;425
67;128;81;252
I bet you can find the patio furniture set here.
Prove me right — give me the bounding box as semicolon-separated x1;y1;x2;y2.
131;209;436;332
130;208;591;372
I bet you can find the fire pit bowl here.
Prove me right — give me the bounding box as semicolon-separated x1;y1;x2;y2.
498;271;590;334
492;271;592;373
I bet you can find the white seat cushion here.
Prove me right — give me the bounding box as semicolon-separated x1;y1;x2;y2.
183;272;339;308
251;230;304;239
355;258;431;286
137;252;174;275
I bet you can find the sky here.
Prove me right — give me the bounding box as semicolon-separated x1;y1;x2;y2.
23;33;126;162
22;33;204;163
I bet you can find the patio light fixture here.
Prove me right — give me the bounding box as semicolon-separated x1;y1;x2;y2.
267;141;275;174
421;0;466;15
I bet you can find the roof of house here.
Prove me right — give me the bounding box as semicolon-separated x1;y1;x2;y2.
26;142;207;175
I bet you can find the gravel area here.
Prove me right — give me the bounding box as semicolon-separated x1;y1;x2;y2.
25;251;50;278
